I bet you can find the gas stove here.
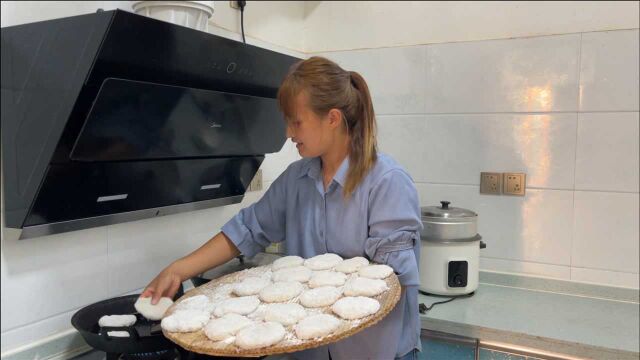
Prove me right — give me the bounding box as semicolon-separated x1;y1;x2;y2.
74;348;267;360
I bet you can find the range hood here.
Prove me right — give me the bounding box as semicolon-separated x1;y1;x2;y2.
1;9;300;239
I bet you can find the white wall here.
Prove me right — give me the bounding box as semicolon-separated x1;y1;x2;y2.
308;1;639;288
303;1;640;52
319;29;639;288
209;1;306;53
0;1;306;54
0;0;302;354
2;0;639;355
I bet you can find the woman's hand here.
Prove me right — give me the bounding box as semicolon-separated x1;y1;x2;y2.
138;232;241;305
140;263;184;304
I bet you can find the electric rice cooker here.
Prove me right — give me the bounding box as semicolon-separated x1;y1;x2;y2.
419;201;486;296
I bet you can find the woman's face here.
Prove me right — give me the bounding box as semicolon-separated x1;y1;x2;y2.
286;92;343;158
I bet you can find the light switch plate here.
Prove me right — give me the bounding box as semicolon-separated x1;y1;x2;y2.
480;172;502;194
503;173;526;196
249;169;263;192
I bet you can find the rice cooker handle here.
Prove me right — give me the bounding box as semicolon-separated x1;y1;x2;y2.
480;241;487;249
440;201;450;209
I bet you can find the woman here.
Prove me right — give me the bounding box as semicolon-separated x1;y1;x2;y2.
142;56;422;360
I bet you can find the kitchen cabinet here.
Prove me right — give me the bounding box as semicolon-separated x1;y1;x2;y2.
478;348;543;360
419;330;476;360
420;330;547;360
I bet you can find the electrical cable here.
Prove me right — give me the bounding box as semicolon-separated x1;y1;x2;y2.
238;1;247;44
419;290;475;314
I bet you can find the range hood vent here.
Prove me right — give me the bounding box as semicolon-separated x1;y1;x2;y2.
1;9;300;239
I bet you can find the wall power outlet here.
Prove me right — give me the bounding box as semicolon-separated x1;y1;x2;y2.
503;173;526;196
480;172;502;194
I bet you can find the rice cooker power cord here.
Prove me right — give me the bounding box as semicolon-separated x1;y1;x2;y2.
418;291;475;314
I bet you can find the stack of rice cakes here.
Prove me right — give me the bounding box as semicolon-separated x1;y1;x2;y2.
162;254;401;357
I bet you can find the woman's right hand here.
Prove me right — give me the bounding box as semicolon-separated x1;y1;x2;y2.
140;263;184;305
138;232;241;305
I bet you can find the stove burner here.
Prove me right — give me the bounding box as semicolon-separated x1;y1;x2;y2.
100;348;269;360
109;348;180;360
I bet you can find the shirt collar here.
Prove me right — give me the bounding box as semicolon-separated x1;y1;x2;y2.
333;156;350;187
298;156;350;188
298;157;321;180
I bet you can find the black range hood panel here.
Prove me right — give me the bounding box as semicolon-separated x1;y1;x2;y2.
1;9;300;239
71;78;285;161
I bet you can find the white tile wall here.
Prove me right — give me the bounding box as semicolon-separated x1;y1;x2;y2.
379;114;578;189
0;2;305;353
324;29;639;290
1;7;638;355
106;213;199;296
0;228;108;332
571;267;640;289
579;30;640;112
0;182;273;352
106;186;270;297
261;139;301;184
479;258;571;280
0;309;79;353
322;46;427;115
572;191;639;274
416;184;575;266
425;34;581;113
575;112;640;192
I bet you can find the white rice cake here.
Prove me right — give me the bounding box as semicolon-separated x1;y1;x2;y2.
299;286;342;308
175;295;212;313
272;266;312;283
358;264;394;279
334;257;369;273
98;314;137;328
271;256;304;271
235;322;286;349
304;253;344;270
161;309;210;332
264;303;307;325
234;277;271;296
308;271;347;288
134;297;173;321
213;296;260;317
294;314;342;340
204;313;253;341
343;277;388;297
259;281;303;303
331;297;380;320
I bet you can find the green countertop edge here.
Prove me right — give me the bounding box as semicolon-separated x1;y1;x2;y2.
420;317;639;360
479;271;639;303
419;271;639;360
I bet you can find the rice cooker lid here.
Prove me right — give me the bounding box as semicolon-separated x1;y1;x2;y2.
421;201;477;219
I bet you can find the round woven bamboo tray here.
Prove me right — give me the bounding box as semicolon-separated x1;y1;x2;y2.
162;264;402;357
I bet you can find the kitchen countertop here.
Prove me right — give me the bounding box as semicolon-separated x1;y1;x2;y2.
419;283;639;360
198;253;639;360
71;253;638;360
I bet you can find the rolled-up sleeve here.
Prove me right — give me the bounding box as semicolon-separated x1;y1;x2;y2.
221;167;289;258
364;169;422;286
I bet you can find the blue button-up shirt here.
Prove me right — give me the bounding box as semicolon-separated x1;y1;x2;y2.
222;153;423;360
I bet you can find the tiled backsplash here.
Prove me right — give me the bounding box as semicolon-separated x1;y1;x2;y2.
0;4;303;353
1;142;300;354
321;29;639;288
0;4;637;355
